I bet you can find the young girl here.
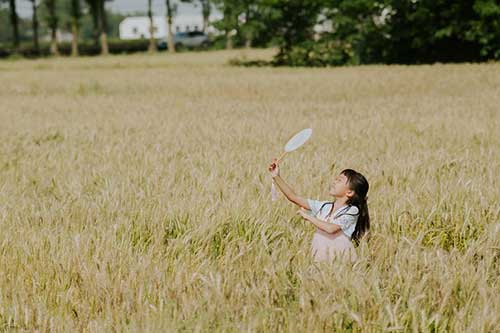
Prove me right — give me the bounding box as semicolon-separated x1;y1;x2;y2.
268;158;370;263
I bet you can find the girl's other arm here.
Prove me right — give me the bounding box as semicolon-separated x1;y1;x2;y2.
310;216;342;234
298;208;342;234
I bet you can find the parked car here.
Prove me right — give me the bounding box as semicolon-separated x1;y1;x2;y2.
157;31;211;50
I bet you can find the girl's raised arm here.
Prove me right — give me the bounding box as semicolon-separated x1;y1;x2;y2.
268;159;310;210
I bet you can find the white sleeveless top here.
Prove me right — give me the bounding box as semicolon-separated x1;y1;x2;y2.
306;198;359;238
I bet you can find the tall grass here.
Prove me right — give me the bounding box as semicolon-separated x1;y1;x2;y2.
0;49;498;331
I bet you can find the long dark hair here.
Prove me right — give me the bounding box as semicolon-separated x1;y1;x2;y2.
316;169;370;247
340;169;370;247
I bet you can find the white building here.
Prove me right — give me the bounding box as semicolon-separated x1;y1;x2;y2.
314;12;333;35
119;14;222;40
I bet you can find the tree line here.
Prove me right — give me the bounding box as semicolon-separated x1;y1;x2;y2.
1;0;499;66
1;0;130;56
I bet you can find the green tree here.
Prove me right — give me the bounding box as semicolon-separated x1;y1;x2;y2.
212;0;244;49
30;0;40;55
84;0;99;44
84;0;111;55
259;0;324;64
68;0;82;56
147;0;157;52
238;0;266;48
79;8;124;40
166;0;176;52
0;5;12;44
45;0;60;56
7;0;19;49
319;0;384;65
467;0;500;59
312;0;499;65
200;0;211;32
98;0;109;55
380;0;481;63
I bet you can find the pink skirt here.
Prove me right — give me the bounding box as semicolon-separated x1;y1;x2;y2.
311;228;358;263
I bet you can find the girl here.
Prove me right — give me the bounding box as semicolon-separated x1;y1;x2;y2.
268;158;370;263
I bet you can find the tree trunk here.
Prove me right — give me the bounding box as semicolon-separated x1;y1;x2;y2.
50;27;59;56
88;1;99;46
99;0;109;55
71;18;79;57
223;6;234;50
70;0;80;57
47;0;59;56
148;0;157;53
244;6;251;49
202;0;210;33
100;32;109;55
226;31;233;50
166;0;176;53
9;0;19;49
31;0;39;55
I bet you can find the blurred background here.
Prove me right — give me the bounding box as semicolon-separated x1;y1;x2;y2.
0;0;498;66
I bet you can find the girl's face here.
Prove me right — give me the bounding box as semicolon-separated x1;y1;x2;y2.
329;173;354;198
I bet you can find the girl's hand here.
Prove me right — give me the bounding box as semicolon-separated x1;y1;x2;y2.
297;207;312;221
268;157;280;177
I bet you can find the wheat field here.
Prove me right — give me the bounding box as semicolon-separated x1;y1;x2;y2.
0;49;499;332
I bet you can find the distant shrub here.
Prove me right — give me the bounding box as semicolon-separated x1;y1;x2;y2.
0;39;152;58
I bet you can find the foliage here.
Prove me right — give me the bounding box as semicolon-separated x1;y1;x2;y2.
0;38;150;58
0;0;499;64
